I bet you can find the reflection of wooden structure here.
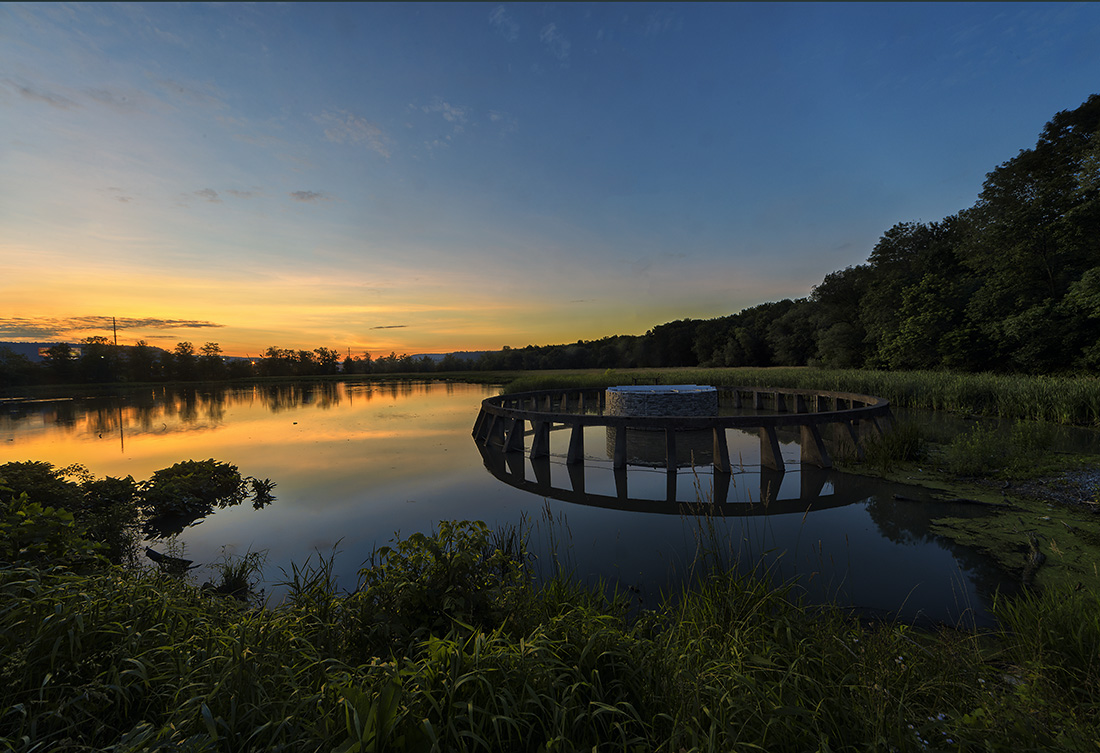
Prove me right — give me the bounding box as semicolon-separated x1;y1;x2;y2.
475;441;878;514
471;386;893;474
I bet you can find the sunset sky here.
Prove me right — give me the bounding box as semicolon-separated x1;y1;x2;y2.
3;3;1099;358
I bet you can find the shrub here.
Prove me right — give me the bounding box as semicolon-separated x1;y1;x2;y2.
139;459;275;537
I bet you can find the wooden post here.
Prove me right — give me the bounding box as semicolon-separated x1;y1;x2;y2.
759;426;785;472
567;423;584;464
532;455;551;487
530;420;550;458
613;465;628;499
759;466;783;505
567;461;585;495
613;425;627;469
665;428;677;469
800;464;828;499
753;390;764;410
800;423;832;468
487;414;505;447
775;392;787;412
712;427;731;473
712;467;730;505
504;417;525;453
505;450;525;480
844;420;865;461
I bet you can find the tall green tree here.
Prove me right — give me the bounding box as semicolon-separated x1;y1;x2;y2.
959;95;1100;371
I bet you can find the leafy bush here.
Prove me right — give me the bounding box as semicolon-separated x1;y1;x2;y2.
0;460;274;561
139;459;275;537
336;520;530;656
0;491;106;570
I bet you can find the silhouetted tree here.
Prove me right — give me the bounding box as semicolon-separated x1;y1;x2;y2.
173;342;197;381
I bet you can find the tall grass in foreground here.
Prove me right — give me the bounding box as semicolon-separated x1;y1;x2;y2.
506;368;1100;426
3;520;1099;751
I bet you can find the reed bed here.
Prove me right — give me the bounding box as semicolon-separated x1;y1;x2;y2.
3;519;1099;752
505;368;1100;426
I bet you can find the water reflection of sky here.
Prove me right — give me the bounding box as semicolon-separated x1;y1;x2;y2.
2;381;1018;625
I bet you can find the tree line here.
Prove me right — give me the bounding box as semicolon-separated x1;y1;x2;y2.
476;95;1100;375
0;339;459;387
2;95;1098;388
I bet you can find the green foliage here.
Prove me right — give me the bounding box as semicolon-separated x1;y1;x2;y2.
0;462;134;566
1;521;1099;751
139;459;275;521
944;424;1007;475
0;491;106;570
203;548;266;605
942;419;1066;476
858;420;925;472
345;520;530;653
0;460;273;564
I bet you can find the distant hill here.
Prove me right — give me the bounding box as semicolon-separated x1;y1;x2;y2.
0;342;81;363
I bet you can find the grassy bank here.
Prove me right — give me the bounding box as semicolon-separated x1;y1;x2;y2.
2;519;1099;752
503;368;1100;427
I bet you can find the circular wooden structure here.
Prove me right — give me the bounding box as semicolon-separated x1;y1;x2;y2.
471;385;893;474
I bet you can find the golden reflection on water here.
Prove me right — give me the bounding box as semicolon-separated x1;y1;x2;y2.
1;381;495;485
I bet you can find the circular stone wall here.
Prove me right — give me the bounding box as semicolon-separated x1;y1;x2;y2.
606;385;718;418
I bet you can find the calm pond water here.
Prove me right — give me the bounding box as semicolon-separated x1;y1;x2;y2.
2;380;1024;625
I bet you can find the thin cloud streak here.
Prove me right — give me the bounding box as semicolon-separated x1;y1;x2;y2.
0;317;224;339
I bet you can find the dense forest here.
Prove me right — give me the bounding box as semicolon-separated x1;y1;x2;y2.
3;95;1098;388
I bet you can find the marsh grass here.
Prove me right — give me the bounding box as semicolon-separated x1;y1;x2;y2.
3;515;1099;751
505;368;1100;427
939;419;1072;477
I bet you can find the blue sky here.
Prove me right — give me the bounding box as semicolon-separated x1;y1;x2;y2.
2;2;1098;356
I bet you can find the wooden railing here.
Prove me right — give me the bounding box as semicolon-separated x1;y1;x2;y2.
471;386;893;473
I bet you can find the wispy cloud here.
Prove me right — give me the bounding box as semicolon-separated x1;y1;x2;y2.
370;324;408;329
422;98;470;125
421;98;471;136
225;189;259;199
539;23;571;62
86;86;153;112
195;188;221;202
314;109;391;157
153;77;225;109
488;5;519;42
488;109;519;135
0;317;223;339
289;190;331;202
105;186;134;203
4;79;80;109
